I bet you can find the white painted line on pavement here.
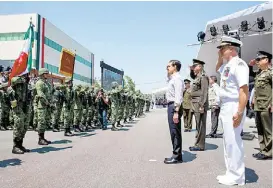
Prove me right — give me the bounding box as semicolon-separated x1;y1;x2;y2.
149;159;157;162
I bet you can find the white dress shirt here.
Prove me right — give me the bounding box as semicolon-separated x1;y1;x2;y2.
218;56;249;101
166;72;184;106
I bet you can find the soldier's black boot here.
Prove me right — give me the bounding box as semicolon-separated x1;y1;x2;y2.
52;125;60;132
117;121;123;127
90;121;96;129
44;133;52;144
123;118;127;124
38;133;49;145
12;138;24;154
68;127;74;135
74;125;84;132
64;128;74;137
111;123;119;131
20;139;30;152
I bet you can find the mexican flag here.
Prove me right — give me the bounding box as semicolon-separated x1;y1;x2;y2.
9;23;34;81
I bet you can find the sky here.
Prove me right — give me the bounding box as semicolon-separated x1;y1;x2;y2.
0;1;263;93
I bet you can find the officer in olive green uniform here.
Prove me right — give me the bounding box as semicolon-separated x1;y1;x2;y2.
251;51;272;160
182;79;193;132
36;68;52;145
189;59;209;151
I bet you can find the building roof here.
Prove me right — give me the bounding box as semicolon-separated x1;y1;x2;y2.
207;1;272;25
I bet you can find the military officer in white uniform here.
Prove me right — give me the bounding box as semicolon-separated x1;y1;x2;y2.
215;36;249;186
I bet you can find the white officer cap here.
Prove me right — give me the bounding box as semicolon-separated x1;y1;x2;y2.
217;36;243;49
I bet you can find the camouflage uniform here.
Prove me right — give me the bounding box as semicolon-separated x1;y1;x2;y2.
45;79;53;129
63;77;74;136
107;96;112;121
93;87;102;127
36;68;52;145
0;83;10;130
86;86;96;128
29;78;37;130
8;77;29;154
128;92;134;121
73;85;84;132
109;82;119;131
80;86;89;130
123;88;130;123
51;83;65;132
117;86;125;126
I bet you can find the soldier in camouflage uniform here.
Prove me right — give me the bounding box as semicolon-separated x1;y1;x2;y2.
93;87;102;128
9;77;30;154
117;85;125;127
20;74;31;131
28;76;37;130
86;86;96;129
63;77;74;136
135;90;141;117
80;85;89;130
109;82;119;131
0;82;10;130
51;82;65;132
73;85;85;132
128;91;134;121
45;78;53;130
107;93;112;121
145;95;151;112
123;88;130;123
35;68;52;145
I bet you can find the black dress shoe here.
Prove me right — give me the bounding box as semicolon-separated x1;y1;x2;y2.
164;157;183;164
253;152;272;160
189;146;204;151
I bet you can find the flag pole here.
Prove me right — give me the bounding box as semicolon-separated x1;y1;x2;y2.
71;49;76;84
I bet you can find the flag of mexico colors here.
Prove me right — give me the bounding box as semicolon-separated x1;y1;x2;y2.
9;23;34;82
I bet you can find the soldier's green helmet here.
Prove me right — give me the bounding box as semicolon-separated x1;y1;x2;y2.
75;84;82;90
118;85;123;90
54;82;61;89
0;82;9;89
11;77;23;86
111;81;119;89
38;68;49;76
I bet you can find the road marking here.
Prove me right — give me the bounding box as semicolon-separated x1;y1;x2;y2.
149;159;157;162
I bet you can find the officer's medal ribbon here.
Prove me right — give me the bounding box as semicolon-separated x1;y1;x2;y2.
222;67;230;88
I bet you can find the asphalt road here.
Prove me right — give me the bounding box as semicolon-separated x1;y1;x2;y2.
0;108;272;188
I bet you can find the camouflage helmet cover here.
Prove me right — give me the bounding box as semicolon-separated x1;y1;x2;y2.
11;77;23;86
111;81;119;89
38;68;49;76
0;82;9;89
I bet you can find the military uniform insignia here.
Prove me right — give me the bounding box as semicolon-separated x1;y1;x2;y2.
224;67;230;78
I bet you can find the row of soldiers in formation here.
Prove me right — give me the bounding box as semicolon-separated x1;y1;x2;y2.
0;68;152;154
